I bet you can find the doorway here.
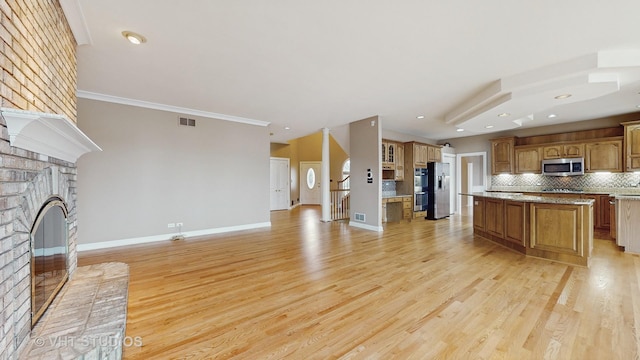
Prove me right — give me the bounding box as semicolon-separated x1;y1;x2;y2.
300;161;322;205
456;152;487;211
442;153;457;214
270;157;290;210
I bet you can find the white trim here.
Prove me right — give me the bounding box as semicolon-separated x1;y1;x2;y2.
348;221;384;232
456;152;487;212
1;108;102;162
60;0;92;45
77;90;270;127
77;222;272;252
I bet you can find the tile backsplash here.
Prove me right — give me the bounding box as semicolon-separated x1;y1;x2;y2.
382;180;397;196
491;172;640;190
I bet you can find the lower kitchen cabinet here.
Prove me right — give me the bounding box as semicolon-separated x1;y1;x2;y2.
505;201;527;246
473;197;485;231
484;198;504;238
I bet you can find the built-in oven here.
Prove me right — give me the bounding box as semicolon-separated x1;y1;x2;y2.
414;168;428;211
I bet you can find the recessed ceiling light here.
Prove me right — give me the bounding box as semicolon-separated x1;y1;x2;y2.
122;31;146;45
485;125;494;129
416;115;425;119
497;113;510;117
554;94;572;100
284;126;291;130
456;128;465;132
548;114;557;118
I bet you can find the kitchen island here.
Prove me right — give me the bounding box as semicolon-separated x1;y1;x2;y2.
464;192;594;267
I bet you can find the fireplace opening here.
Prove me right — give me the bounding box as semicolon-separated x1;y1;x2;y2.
31;197;69;327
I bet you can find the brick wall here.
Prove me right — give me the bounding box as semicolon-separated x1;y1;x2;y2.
0;0;78;358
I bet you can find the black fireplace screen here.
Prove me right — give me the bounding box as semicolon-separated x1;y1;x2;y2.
31;198;68;326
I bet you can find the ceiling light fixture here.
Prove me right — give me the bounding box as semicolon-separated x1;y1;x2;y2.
497;113;510;117
456;128;465;132
548;114;557;118
284;126;291;130
554;94;572;100
416;115;425;119
485;125;494;129
122;31;146;45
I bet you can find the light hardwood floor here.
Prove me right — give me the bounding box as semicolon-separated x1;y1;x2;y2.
79;206;640;359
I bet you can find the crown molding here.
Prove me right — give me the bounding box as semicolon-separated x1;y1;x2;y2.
77;90;270;127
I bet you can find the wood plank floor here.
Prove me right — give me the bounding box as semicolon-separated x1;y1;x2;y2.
78;206;640;359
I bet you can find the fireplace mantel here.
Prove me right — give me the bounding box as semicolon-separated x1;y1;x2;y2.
1;108;101;163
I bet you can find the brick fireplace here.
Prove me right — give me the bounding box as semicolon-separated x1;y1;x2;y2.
0;134;80;356
0;1;87;357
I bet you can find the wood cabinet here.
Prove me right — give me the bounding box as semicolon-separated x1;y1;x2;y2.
427;146;442;162
505;201;527;246
491;137;515;175
413;143;427;167
623;121;640;171
529;202;591;263
395;143;404;181
514;146;543;174
542;143;584;159
412;143;441;167
584;139;623;172
473;197;485;231
383;196;413;222
484;198;505;238
382;141;396;170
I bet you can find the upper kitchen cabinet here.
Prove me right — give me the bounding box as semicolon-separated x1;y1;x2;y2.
584;139;623;172
542;143;584;160
413;143;428;167
491;137;515;175
514;146;543;174
395;144;405;181
429;146;442;163
382;141;396;170
622;121;640;171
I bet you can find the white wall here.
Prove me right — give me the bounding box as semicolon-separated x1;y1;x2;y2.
76;99;271;246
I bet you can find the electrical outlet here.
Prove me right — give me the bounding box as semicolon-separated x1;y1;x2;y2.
168;223;175;228
176;222;183;227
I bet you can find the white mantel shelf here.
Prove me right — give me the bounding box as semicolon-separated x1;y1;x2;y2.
1;108;101;163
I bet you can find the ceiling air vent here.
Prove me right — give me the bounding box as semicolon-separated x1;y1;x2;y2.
178;117;196;127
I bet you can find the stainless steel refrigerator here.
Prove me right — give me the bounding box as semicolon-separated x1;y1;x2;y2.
427;162;450;220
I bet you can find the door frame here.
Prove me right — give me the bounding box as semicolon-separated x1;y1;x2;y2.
456;152;487;213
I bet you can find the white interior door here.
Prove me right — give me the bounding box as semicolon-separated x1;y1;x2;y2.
270;157;290;210
300;161;322;205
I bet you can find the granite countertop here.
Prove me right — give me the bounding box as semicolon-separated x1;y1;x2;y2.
462;192;595;205
615;195;640;200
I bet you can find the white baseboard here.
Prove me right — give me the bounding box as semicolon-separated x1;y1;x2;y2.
77;222;272;252
348;221;383;232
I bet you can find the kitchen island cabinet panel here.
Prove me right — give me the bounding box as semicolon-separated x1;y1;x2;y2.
505;201;527;246
485;198;504;238
473;197;485;231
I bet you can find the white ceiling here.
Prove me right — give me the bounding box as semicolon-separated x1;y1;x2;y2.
69;0;640;144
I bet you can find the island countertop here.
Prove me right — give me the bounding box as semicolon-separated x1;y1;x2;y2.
461;192;595;205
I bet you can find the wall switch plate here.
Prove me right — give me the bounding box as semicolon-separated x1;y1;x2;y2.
168;223;175;228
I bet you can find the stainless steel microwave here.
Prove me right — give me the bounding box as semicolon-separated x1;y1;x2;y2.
541;158;584;176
